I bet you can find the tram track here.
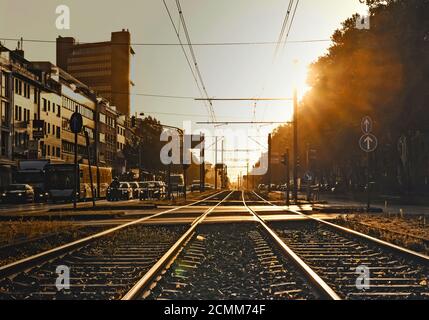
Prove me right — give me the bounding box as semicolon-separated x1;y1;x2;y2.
0;190;228;299
248;191;429;299
128;191;339;300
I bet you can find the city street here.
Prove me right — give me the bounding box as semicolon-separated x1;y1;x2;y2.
0;0;428;308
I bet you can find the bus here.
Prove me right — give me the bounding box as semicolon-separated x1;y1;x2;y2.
44;163;112;202
14;160;50;202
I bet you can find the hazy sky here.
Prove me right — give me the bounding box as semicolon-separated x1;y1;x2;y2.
0;0;368;178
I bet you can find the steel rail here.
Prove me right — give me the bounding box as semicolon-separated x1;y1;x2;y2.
242;191;341;300
251;191;429;265
122;190;234;300
0;190;225;278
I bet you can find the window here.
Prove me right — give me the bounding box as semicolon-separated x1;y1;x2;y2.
1;101;10;126
47;145;50;156
99;113;106;123
99;132;105;143
56;147;60;158
62;96;95;120
1;73;9;98
56;126;60;139
57;105;61;117
47;123;51;134
48;101;50;112
43;98;47;111
15;79;22;96
33;88;38;103
52;104;55;114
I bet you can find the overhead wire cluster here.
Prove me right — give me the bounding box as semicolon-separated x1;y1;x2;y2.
252;0;301;122
162;0;216;122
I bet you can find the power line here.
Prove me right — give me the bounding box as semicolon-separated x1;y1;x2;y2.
252;0;296;123
274;0;295;60
175;0;216;121
142;110;246;119
0;37;330;46
162;0;213;120
261;0;301;122
282;0;301;52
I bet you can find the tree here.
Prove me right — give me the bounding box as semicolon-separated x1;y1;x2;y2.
258;0;429;196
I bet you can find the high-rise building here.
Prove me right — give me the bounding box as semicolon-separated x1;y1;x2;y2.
56;30;134;116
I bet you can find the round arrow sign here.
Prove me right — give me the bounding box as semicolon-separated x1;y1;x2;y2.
70;112;83;134
361;116;373;134
359;133;378;152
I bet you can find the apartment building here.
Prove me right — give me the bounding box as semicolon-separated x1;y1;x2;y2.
98;98;118;168
56;30;134;116
0;43;130;186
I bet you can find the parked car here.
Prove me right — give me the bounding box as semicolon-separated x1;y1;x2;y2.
1;184;35;203
139;181;166;200
107;182;133;201
170;174;185;194
191;180;201;192
257;184;268;191
128;181;142;198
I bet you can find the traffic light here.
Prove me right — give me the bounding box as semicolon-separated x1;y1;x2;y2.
131;116;136;127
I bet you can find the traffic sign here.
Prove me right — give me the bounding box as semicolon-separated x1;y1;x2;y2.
32;119;44;129
70;112;83;134
33;130;44;139
359;133;378;153
361;116;373;134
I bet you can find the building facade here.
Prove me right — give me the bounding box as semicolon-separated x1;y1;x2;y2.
0;43;132;189
56;30;134;116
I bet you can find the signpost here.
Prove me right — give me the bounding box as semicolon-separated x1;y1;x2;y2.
361;116;373;134
70;112;83;209
281;151;290;206
359;133;378;153
359;116;377;211
84;130;96;208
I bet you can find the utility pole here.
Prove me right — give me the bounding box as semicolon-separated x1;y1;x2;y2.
221;139;224;189
246;161;249;190
268;133;272;192
215;136;218;190
367;153;370;211
293;88;298;203
200;133;205;192
252;165;255;190
74;127;78;209
283;149;290;206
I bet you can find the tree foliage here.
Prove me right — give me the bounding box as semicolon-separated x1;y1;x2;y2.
265;0;429;194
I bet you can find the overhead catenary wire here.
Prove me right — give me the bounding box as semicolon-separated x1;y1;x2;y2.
0;37;330;46
252;0;296;123
162;0;214;121
281;0;301;53
261;0;301;122
175;0;216;122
